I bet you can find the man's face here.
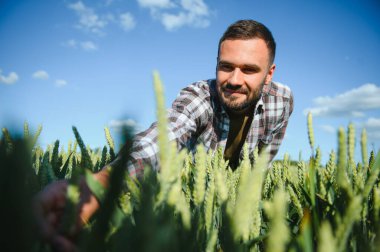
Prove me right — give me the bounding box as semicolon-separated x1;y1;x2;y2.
216;38;275;114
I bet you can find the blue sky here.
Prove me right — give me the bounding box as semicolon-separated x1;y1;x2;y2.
1;0;379;162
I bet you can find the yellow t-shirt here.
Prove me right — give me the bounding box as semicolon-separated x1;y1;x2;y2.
224;112;253;169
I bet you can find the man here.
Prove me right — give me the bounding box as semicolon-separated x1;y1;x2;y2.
126;19;293;176
34;19;293;251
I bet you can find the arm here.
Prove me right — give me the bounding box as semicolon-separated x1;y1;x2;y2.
125;82;212;178
266;90;294;161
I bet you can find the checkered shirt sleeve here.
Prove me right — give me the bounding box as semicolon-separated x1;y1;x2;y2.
262;82;294;161
125;81;212;178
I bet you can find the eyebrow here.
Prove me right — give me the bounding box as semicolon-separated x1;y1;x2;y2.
218;60;262;71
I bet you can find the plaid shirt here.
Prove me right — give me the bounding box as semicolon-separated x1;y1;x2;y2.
124;79;293;178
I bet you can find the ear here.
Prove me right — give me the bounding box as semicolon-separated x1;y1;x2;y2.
265;64;276;85
215;56;219;75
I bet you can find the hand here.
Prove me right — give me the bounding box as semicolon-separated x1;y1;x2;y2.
33;169;108;252
33;180;78;251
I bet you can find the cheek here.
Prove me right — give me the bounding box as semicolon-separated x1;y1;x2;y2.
216;71;229;83
246;75;266;89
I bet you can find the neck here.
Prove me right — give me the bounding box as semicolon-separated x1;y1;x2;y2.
226;103;256;118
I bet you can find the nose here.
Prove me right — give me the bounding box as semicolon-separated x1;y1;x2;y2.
228;68;244;85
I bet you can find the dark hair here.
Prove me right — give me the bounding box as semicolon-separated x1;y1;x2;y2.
218;20;276;64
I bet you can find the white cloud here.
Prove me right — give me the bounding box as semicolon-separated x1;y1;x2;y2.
104;0;114;6
67;2;137;35
55;79;67;87
64;39;77;48
362;117;380;140
119;12;136;31
32;70;49;80
363;117;380;128
63;39;98;51
68;1;108;35
161;12;187;30
138;0;211;31
81;41;98;51
137;0;174;9
304;83;380;118
319;124;336;134
181;0;208;16
109;119;141;133
0;69;19;85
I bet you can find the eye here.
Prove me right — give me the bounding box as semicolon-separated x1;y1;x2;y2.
241;67;259;74
218;63;234;72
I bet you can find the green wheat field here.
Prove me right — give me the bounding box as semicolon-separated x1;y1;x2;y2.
1;73;379;251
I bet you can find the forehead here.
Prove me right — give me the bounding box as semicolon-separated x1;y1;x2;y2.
219;38;270;66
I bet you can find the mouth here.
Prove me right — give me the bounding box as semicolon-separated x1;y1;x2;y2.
222;87;247;96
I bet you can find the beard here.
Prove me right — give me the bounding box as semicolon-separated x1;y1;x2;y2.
217;81;265;113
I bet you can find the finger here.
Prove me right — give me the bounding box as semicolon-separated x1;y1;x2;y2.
65;178;99;236
34;198;55;240
51;235;77;252
33;180;68;240
36;180;68;212
78;178;99;225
